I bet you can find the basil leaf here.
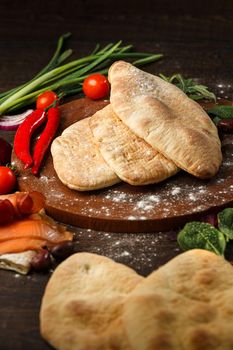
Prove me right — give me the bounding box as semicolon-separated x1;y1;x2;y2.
218;208;233;240
177;222;226;256
207;105;233;120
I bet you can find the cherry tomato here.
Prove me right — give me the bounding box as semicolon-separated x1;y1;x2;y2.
36;91;58;110
83;74;110;100
0;166;16;195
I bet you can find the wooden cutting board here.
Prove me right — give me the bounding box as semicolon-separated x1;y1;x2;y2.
12;98;233;233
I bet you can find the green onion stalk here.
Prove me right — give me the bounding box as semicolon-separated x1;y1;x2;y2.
0;34;163;115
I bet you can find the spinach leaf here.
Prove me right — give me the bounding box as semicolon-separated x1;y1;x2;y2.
177;221;226;256
218;208;233;240
207;105;233;120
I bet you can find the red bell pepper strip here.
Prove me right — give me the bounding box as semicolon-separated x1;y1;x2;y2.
14;109;46;168
31;107;60;175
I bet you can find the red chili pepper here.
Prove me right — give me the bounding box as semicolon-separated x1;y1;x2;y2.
31;107;60;175
14;109;46;168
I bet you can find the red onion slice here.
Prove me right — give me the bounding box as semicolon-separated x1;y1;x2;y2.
0;109;33;131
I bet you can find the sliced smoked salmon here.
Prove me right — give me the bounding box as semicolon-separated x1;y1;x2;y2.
0;219;73;244
0;238;48;254
0;199;15;224
0;191;45;223
0;210;73;255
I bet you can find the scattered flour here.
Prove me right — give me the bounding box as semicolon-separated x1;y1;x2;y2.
189;193;197;201
171;187;181;195
75;228;180;274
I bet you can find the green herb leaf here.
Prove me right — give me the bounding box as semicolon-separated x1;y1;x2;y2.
207;105;233;120
177;221;226;256
159;73;216;102
218;208;233;240
212;116;221;125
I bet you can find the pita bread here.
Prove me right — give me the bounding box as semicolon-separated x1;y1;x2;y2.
123;249;233;350
109;61;222;179
89;104;178;185
51;118;120;191
40;252;143;350
0;250;36;274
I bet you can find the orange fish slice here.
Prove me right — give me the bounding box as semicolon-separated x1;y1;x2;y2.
0;191;45;217
0;219;73;244
0;238;48;254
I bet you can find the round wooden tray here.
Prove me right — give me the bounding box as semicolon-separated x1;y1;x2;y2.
12;98;233;233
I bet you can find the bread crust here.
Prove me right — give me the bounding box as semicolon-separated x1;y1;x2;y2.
51;118;120;191
123;249;233;350
40;252;143;350
90;104;178;185
109;61;222;179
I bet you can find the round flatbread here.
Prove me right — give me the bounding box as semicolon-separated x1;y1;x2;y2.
122;249;233;350
51;118;120;191
40;252;143;350
109;61;222;179
90;104;178;185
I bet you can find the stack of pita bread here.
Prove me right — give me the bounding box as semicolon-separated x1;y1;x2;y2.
40;249;233;349
51;61;222;191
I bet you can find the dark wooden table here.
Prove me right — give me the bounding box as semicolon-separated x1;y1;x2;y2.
0;0;233;349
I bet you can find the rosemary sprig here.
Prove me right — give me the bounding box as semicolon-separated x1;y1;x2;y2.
159;73;216;102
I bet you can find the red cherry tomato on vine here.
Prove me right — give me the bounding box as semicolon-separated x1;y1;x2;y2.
83;74;110;100
0;166;16;195
36;91;58;110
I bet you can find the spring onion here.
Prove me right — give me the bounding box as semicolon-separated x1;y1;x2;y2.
0;34;163;115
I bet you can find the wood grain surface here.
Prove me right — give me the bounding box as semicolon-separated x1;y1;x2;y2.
0;0;233;349
13;98;233;233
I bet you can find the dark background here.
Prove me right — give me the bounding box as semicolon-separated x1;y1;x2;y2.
0;1;233;349
0;0;232;97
